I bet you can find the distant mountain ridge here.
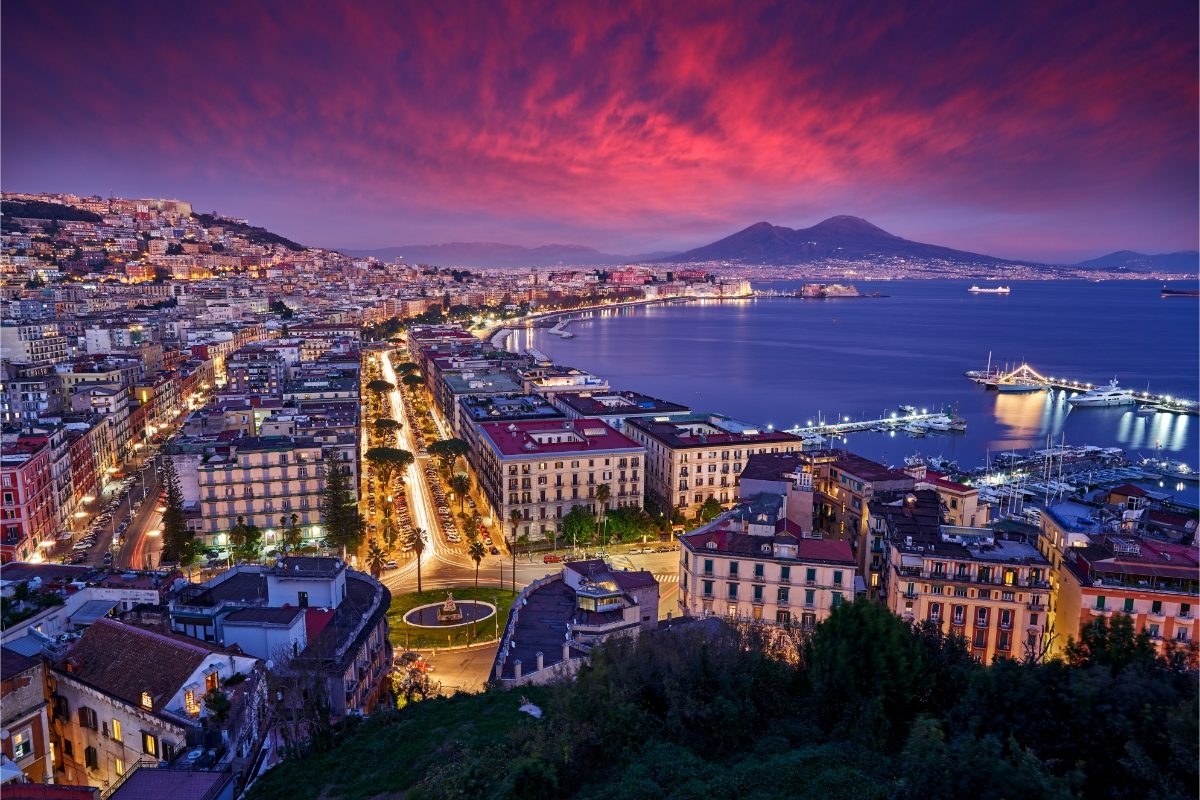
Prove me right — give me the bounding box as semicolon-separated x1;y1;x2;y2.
656;215;1025;265
1073;250;1199;273
341;242;675;268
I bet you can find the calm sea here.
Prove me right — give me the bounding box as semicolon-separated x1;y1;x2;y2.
518;280;1199;501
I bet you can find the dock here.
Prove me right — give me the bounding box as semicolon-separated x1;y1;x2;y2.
783;407;965;442
965;362;1198;415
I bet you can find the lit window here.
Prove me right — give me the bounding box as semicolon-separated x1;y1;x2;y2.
111;719;122;742
11;727;32;760
205;671;219;692
184;690;199;716
140;692;153;710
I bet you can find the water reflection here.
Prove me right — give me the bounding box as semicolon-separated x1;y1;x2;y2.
992;391;1050;449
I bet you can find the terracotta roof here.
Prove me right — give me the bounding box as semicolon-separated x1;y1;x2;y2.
1108;483;1150;497
612;570;658;591
478;418;642;457
61;618;216;712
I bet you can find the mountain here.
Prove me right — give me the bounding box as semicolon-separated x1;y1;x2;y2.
1073;250;1199;273
341;242;655;268
658;215;1021;265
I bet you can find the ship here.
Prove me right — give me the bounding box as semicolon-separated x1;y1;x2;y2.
1160;286;1199;298
1067;379;1135;407
968;285;1011;294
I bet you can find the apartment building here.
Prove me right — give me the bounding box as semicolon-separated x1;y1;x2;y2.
908;465;989;528
1038;504;1199;658
878;490;1051;664
805;449;915;576
0;322;70;365
196;436;356;549
678;517;856;626
0;435;57;563
623;413;803;516
471;418;645;542
224;347;286;396
518;365;609;401
0;361;64;425
1;647;53;784
49;619;263;791
169;557;392;719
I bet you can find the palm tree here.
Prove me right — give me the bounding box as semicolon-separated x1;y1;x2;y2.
449;473;471;513
282;513;302;552
410;527;427;594
229;515;248;554
365;542;386;578
468;538;486;639
594;483;611;544
508;509;523;593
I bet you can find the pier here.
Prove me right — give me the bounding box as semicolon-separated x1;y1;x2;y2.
783;407;965;442
964;362;1198;415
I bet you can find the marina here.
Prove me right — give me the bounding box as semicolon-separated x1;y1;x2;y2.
965;359;1199;415
783;404;967;444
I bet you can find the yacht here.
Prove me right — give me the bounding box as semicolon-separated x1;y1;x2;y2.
968;285;1011;294
900;423;927;436
995;378;1045;393
1067;379;1135;407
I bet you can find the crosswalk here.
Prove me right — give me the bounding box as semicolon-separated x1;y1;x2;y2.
654;573;679;583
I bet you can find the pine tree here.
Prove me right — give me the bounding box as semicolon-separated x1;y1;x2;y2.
321;449;363;556
160;457;194;566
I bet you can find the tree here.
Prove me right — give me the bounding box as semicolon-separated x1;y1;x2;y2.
159;457;195;566
401;373;424;391
698;496;723;522
594;483;611;542
365;447;414;496
562;505;593;550
282;513;303;552
366;378;395;395
373;417;402;436
459;512;479;542
409;527;428;593
396;361;420;376
468;539;486;639
449;473;471;512
269;299;294;319
1064;614;1160;671
321;450;364;556
230;516;262;561
428;438;470;475
365;542;387;578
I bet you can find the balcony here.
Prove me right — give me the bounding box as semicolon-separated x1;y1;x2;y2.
903;591;919;600
1027;600;1046;611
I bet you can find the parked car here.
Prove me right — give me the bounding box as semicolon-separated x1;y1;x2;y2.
384;560;398;570
543;554;563;563
489;545;500;555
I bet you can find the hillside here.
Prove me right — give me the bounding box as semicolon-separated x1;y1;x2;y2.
1;199;103;223
1074;250;1199;273
192;212;306;251
659;215;1029;266
247;603;1197;800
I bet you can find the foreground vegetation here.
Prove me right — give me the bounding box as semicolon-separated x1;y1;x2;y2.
249;602;1198;800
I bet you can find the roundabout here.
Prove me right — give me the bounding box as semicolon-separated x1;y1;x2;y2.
403;592;497;628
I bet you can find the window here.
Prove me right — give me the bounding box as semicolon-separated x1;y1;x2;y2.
778;587;789;604
997;630;1012;651
1148;623;1160;639
298;591;309;608
929;602;942;622
140;692;153;710
114;757;125;777
976;608;989;627
753;563;764;579
84;746;98;771
79;706;98;730
142;731;158;757
775;610;791;624
831;592;843;608
727;582;738;600
702;580;713;598
728;561;739;577
752;585;763;602
1182;603;1192;618
805;567;816;584
999;609;1013;629
11;726;32;760
1152;600;1163;615
184;690;200;716
1095;596;1105;610
702;559;714;576
111;719;122;743
804;589;815;606
780;566;790;583
952;605;966;625
1123;597;1134;613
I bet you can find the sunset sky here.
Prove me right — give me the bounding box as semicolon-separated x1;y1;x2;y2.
3;0;1196;261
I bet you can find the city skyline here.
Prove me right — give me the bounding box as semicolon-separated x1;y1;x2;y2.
3;0;1197;262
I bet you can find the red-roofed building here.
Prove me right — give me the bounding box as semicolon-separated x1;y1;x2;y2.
0;436;54;563
473;418;645;543
1044;532;1199;659
678;516;856;628
913;467;989;529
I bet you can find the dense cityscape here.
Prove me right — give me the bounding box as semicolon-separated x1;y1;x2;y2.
2;2;1197;800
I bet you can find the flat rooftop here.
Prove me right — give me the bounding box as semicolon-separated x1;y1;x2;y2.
478;418;643;458
556;390;689;417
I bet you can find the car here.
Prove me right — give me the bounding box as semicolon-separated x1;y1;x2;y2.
68;553;89;564
489;545;500;555
102;553;113;564
543;554;563;563
384;560;398;570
